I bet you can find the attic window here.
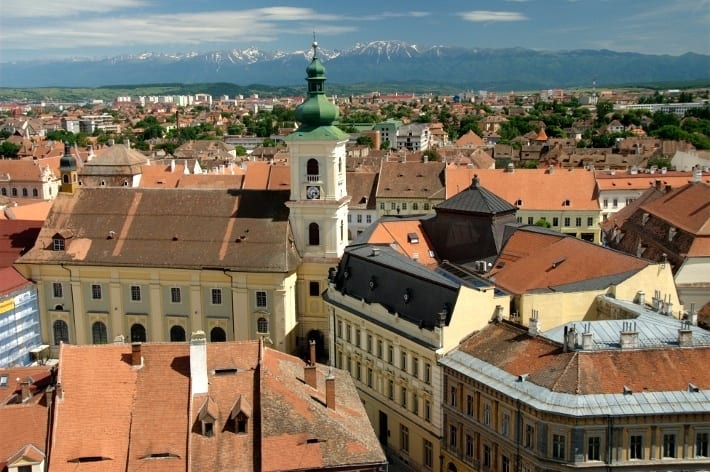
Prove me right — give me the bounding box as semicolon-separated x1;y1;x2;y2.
0;374;7;387
141;453;180;460
53;239;65;251
407;233;419;244
69;456;112;463
562;199;571;207
515;199;523;206
203;421;214;437
214;368;238;376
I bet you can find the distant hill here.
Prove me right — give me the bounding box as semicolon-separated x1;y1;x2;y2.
2;41;709;90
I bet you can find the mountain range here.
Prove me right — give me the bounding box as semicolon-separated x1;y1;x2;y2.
1;41;709;90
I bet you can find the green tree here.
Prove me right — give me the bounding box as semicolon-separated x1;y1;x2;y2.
423;148;440;162
356;136;374;148
0;130;11;139
647;157;672;169
380;140;391;150
234;145;247;156
534;218;552;228
0;141;20;158
595;101;614;125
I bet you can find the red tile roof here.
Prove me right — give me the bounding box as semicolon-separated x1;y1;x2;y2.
0;220;41;268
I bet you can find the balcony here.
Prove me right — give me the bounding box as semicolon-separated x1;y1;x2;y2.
306;174;321;183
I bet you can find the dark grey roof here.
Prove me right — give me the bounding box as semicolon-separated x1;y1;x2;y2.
331;244;459;330
435;175;517;215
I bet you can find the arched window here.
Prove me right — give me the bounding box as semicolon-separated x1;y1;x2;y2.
308;223;320;246
130;323;147;343
22;188;28;197
11;188;17;196
210;327;227;342
32;188;38;197
257;317;269;334
0;188;6;196
170;325;186;342
63;175;69;184
91;321;108;344
53;320;69;345
306;158;319;176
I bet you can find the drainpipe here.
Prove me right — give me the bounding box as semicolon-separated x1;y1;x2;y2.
59;264;75;344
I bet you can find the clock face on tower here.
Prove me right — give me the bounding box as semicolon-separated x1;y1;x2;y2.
306;186;321;199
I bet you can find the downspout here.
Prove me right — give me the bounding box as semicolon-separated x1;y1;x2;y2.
59;264;75;343
606;415;614;471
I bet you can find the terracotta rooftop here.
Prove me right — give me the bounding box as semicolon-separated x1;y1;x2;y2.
640;182;710;235
365;218;438;267
454;130;486;147
446;167;599;210
0;219;41;267
376;160;446;200
594;170;708;191
489;226;648;294
346;171;378;210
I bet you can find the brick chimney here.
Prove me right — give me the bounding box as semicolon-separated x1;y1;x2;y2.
131;342;142;367
304;340;317;389
20;377;32;402
620;321;639;349
679;321;693;347
325;371;336;410
190;331;208;396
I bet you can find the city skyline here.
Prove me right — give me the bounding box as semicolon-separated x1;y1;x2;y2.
0;0;708;63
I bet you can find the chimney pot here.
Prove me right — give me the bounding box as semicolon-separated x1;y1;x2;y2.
190;331;209;395
679;323;693;347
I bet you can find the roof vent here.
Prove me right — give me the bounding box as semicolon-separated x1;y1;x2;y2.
407;233;419;244
551;257;566;269
518;373;529;382
370;247;380;257
689;383;700;393
107;230;116;240
623;386;633;395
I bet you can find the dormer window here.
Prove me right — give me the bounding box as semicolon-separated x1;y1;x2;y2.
562;199;571;207
53;238;65;251
515;199;523;206
229;394;251;434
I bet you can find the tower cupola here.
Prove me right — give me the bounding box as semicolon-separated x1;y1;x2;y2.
294;41;339;129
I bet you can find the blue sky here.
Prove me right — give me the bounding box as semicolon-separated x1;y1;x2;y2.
0;0;708;62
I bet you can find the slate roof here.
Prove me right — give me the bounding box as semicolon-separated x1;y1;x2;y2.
376;160;446;200
16;188;300;273
330;244;459;330
435;174;517;215
49;341;385;472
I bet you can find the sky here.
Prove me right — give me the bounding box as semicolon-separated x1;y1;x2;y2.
0;0;708;63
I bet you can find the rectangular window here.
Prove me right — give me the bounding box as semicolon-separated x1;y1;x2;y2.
401;202;407;210
367;334;373;353
588;436;601;461
53;239;65;251
391;202;396;210
501;455;510;472
697;432;709;457
483;445;491;467
483;403;491;426
502;413;510;437
466;395;474;416
465;434;474;458
630;435;643;459
309;281;320;296
380;202;385;210
366;214;372;224
211;288;222;305
525;424;535;449
575;217;582;227
400;351;407;371
516;216;522;223
663;433;676;458
337;320;343;338
412;393;418;415
356;362;361;381
424;203;430;210
553;434;566;460
355;329;361;348
412;357;419;378
255;290;267;308
336;351;342;369
564;217;571;226
449;385;457;407
424;439;433;468
346;323;352;342
425;399;431;422
377;339;383;358
587;217;594;226
388;379;394;400
388;345;393;364
400;425;409;453
170;287;181;303
527;217;534;225
91;284;102;300
424;363;431;384
367;367;373;388
347;356;352;373
401;386;407;408
130;285;141;302
357;214;362;223
347;214;351;223
449;425;457;449
603;199;608;208
53;282;63;298
613;198;618;207
553;217;559;226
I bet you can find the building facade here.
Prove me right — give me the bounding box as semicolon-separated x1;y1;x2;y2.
0;268;42;367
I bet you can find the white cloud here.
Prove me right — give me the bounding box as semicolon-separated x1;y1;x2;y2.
460;11;528;22
0;0;148;18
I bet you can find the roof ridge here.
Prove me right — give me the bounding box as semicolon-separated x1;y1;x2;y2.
550;350;579;393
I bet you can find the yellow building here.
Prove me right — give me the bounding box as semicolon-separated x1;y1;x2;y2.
14;41;347;361
324;244;510;472
440;298;710;472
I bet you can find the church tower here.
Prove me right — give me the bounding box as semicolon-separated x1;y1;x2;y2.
285;41;350;361
59;142;79;193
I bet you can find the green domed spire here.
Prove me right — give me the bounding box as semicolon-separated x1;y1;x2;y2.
59;142;77;171
294;41;340;129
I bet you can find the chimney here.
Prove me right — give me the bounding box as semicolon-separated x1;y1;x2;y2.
45;386;53;408
636;291;645;306
688;303;698;326
131;342;143;367
506;162;514;173
124;138;131;149
20;377;32;402
55;383;63;401
581;325;594;350
547;164;554;174
693;168;702;183
190;331;209;395
619;321;639;349
678;321;693;347
304;340;317;389
565;325;577;352
528;309;541;337
325;371;336;410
